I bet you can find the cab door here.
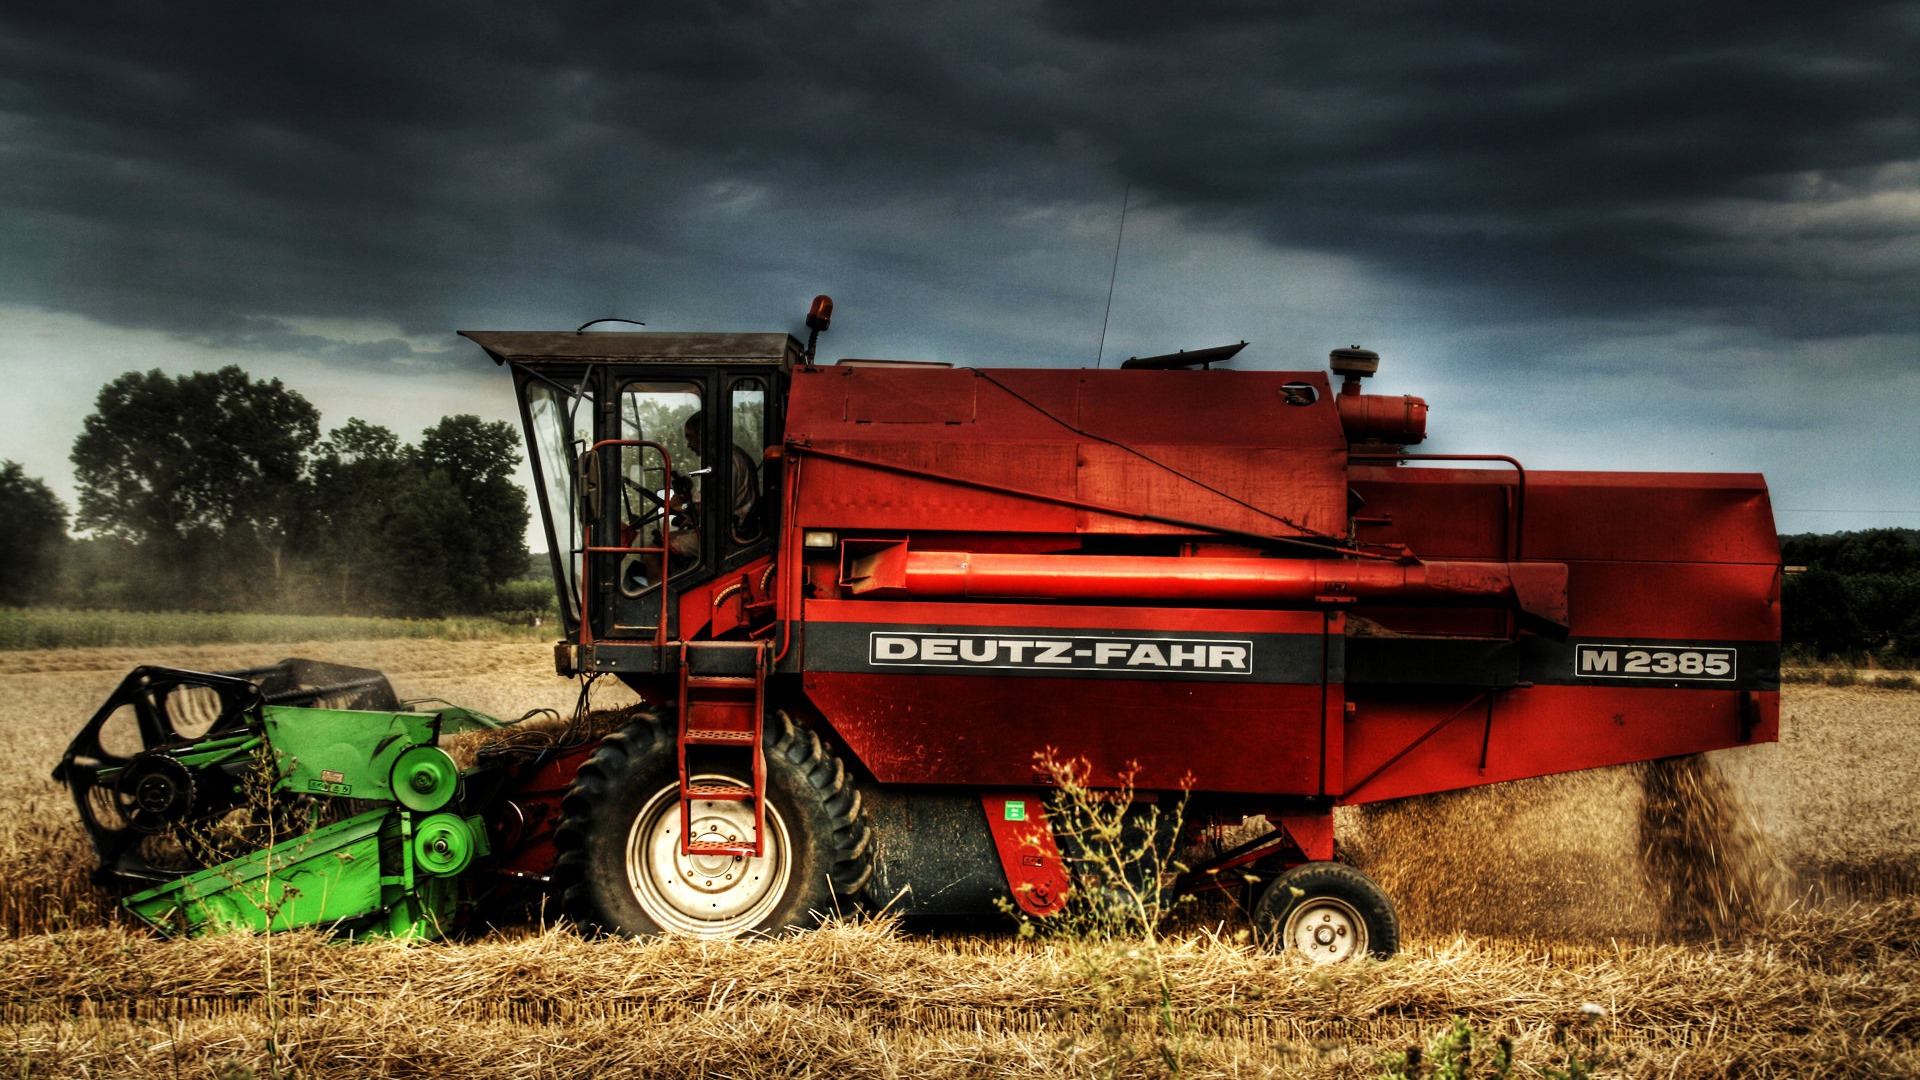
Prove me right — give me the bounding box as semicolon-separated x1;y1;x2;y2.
600;373;708;642
597;368;783;642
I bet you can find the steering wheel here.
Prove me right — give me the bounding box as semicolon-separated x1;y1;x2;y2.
621;474;668;524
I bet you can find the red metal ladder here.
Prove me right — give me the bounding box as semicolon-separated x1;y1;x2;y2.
676;639;770;857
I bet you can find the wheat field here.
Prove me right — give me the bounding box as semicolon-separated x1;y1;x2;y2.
1;641;1914;1078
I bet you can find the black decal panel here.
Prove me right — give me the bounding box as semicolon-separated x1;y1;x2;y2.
806;622;1327;684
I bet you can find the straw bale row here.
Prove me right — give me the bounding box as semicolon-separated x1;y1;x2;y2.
2;904;1915;1077
3;643;1917;1076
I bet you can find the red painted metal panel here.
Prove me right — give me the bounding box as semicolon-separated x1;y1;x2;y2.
775;367;1780;814
1346;465;1778;643
791;445;1081;534
804;670;1329;794
1566;561;1779;639
803;596;1329;636
799;598;1335;794
845;372;978;423
1340;685;1778;804
1068;370;1340;449
1348;465;1513;559
1073;445;1348;537
1349;466;1778;565
980;793;1071;916
1526;472;1776;564
786;365;1350;541
1274;812;1336;863
1335;463;1778;805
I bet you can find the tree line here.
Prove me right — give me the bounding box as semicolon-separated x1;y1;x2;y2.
1781;528;1920;661
0;366;535;618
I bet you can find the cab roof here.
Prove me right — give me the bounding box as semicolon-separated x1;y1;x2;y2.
460;331;801;367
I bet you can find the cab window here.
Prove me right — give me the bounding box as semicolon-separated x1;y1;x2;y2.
728;378;768;545
617;381;701;596
524;380;594;618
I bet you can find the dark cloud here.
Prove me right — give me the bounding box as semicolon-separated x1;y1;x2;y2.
1040;3;1919;333
0;0;1914;359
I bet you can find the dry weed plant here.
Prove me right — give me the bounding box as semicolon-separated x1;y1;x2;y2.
1016;752;1196;1076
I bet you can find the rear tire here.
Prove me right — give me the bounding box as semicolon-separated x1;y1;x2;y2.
555;710;871;937
1252;861;1400;962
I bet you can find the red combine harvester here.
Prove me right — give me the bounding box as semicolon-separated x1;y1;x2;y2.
57;297;1778;955
450;298;1780;959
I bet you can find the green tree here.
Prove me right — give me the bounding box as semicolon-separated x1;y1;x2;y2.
69;367;320;606
1782;568;1864;658
0;461;69;605
293;417;528;617
1781;529;1920;659
377;468;490;615
297;419;412;611
415;414;530;594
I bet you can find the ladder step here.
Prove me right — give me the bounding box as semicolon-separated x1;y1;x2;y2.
683;840;758;857
685;728;756;745
683;784;753;800
678;640;769;862
684;674;758;688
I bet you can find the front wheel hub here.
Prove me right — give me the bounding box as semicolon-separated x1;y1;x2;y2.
627;779;791;936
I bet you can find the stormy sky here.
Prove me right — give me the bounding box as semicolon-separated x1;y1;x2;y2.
2;1;1916;542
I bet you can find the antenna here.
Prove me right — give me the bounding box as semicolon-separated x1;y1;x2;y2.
1094;183;1130;369
573;317;646;334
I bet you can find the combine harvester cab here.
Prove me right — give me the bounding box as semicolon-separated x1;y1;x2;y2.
458;303;1780;961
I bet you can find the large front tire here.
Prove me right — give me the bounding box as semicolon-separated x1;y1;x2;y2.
556;710;872;937
1252;861;1401;962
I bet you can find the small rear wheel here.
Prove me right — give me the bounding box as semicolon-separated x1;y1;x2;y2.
1252;861;1400;962
555;710;871;938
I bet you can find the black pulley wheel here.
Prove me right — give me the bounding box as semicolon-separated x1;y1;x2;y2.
555;710;871;938
118;753;197;834
1252;861;1401;962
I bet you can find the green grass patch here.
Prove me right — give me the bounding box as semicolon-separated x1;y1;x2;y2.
0;608;550;651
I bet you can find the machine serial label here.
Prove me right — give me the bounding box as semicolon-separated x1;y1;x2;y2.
1575;644;1737;682
868;632;1254;675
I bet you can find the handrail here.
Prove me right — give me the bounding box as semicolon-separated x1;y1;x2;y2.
771;453;804;665
1349;452;1528;562
579;438;675;657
